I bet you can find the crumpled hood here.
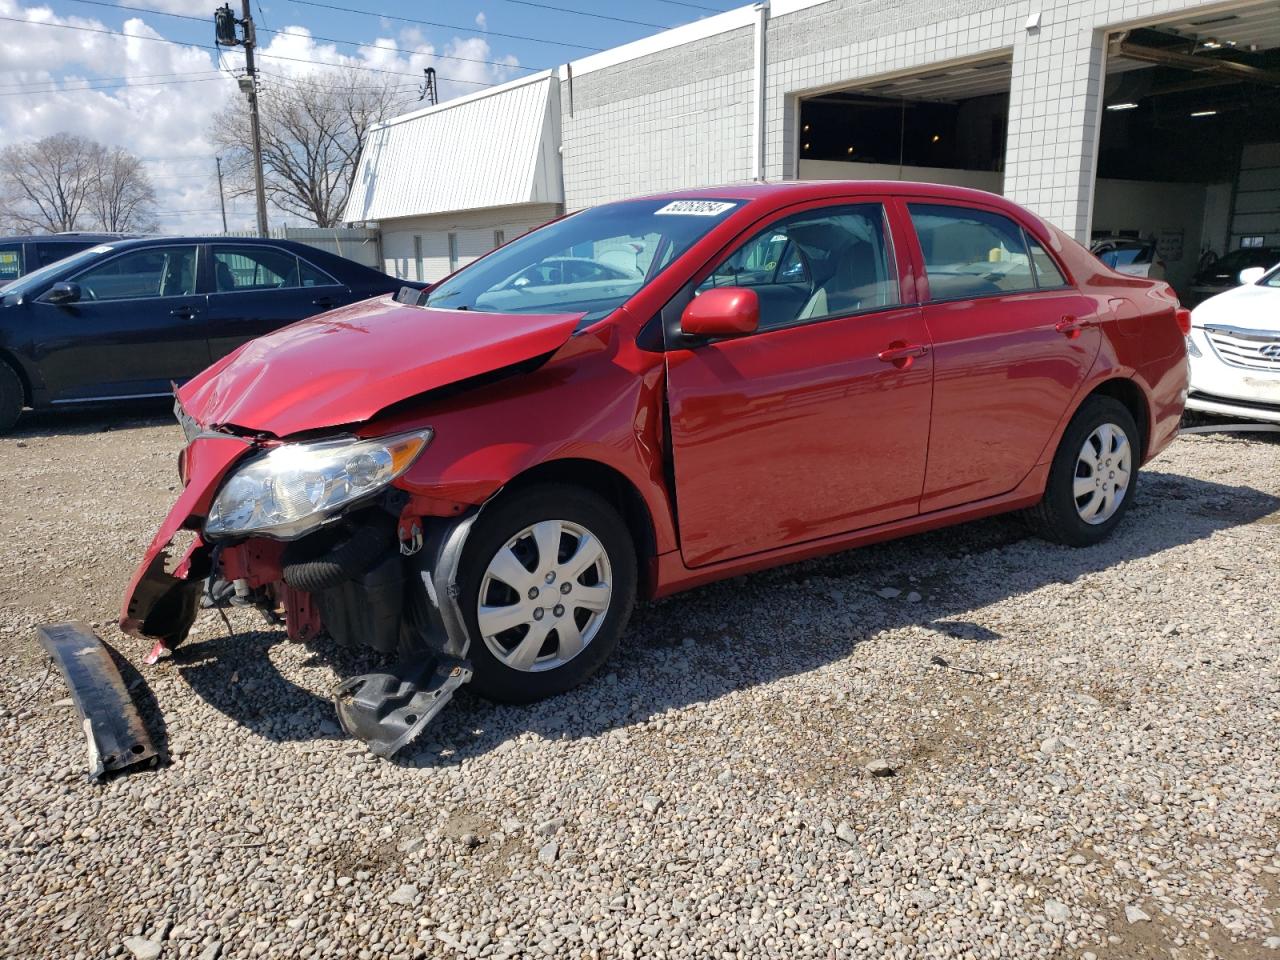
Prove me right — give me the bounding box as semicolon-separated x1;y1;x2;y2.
1191;282;1280;332
178;296;583;436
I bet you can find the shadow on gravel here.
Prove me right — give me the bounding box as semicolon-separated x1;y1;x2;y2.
171;469;1279;765
9;401;174;438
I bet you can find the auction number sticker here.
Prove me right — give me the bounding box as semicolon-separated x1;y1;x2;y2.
654;200;737;216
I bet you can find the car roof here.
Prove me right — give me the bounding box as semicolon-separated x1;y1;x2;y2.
1;233;130;243
624;179;1045;228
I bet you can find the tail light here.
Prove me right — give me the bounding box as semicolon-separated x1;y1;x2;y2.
1175;308;1192;336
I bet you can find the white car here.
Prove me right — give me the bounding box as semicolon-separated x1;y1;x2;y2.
1186;263;1280;423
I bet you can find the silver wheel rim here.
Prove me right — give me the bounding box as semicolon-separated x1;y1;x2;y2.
477;519;613;673
1073;422;1132;525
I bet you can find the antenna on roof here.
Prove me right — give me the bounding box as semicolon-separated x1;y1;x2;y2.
419;67;438;105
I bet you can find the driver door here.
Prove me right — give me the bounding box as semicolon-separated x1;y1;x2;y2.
664;200;934;568
32;245;209;402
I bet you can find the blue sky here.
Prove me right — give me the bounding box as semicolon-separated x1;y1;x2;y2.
0;0;737;231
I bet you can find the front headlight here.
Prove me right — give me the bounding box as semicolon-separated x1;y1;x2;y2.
205;429;432;540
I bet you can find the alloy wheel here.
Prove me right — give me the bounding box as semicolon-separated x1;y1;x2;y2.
476;519;613;672
1073;422;1132;525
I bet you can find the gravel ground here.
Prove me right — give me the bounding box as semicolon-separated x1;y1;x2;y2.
0;406;1277;960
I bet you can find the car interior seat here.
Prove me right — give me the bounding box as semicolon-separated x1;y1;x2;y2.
215;260;237;292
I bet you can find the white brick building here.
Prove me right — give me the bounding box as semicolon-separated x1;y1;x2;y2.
347;0;1280;292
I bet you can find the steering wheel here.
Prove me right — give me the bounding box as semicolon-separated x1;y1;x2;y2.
82;284;98;301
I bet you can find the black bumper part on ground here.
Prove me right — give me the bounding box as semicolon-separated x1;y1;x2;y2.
333;656;473;758
35;622;159;781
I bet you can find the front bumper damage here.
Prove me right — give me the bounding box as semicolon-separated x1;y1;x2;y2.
40;434;483;774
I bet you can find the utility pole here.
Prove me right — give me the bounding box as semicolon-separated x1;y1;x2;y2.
215;157;229;232
419;67;438;105
215;3;269;237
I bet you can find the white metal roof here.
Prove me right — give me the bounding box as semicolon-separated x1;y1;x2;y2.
343;72;562;223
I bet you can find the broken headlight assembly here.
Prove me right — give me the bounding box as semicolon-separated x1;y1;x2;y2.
204;429;432;540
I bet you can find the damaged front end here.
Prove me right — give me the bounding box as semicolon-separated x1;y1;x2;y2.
116;422;481;759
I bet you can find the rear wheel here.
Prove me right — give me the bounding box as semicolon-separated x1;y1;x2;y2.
1025;395;1139;547
0;362;24;435
458;484;637;704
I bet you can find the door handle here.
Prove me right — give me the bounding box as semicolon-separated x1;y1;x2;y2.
169;306;196;320
877;343;930;368
1055;315;1097;339
311;296;335;308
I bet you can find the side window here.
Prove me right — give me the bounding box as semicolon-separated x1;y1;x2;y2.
0;244;23;284
213;246;303;292
297;258;338;287
1027;236;1068;287
908;203;1035;300
36;242;91;268
698;203;899;331
74;246;198;300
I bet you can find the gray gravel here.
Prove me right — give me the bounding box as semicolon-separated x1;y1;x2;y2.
1;408;1278;960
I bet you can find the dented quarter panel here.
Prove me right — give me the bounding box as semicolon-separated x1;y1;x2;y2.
176;296;584;437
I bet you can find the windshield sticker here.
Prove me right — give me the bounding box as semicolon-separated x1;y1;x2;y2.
87;245;114;254
654;200;737;217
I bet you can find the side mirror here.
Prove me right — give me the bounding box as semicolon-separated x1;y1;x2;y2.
43;281;81;305
681;287;759;339
1238;266;1266;286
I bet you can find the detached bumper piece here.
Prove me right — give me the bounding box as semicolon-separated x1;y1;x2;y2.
333;655;472;758
36;622;159;782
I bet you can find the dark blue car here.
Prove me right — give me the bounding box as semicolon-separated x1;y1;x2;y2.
0;236;412;432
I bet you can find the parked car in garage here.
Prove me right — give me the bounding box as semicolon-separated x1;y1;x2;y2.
0;236;416;432
1090;236;1166;280
1185;246;1280;306
0;232;134;286
1186;262;1280;423
114;181;1188;758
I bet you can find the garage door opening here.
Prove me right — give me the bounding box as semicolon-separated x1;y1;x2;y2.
1093;5;1280;301
796;57;1012;192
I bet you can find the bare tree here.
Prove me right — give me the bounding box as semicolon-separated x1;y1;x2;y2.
0;133;99;233
91;147;158;233
211;70;405;227
0;134;157;234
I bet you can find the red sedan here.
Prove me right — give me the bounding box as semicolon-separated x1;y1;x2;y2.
121;182;1188;755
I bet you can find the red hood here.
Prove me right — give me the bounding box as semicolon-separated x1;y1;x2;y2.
179;296;583;436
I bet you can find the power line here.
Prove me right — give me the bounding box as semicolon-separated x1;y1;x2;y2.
646;0;730;10
487;0;671;29
284;0;603;53
0;75;230;98
57;0;546;74
0;15;489;84
0;69;224;91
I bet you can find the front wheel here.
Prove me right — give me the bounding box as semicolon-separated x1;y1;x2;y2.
458;484;637;704
1025;395;1140;547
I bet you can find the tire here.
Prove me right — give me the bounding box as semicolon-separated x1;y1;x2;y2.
1025;395;1140;547
458;483;637;704
0;362;24;435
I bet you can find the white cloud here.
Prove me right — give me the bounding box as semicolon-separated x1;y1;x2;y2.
0;0;522;233
475;12;486;30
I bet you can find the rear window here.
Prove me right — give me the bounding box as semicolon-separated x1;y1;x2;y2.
908;204;1036;299
34;241;95;268
0;244;23;284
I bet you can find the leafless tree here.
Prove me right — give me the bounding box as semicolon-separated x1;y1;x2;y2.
210;70;405;227
0;134;157;234
91;147;158;233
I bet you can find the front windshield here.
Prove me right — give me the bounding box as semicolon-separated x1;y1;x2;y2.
0;245;113;297
424;198;743;322
1263;265;1280;288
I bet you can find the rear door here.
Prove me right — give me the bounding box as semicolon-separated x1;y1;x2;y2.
902;200;1102;512
31;244;209;401
665;198;934;567
204;244;351;361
